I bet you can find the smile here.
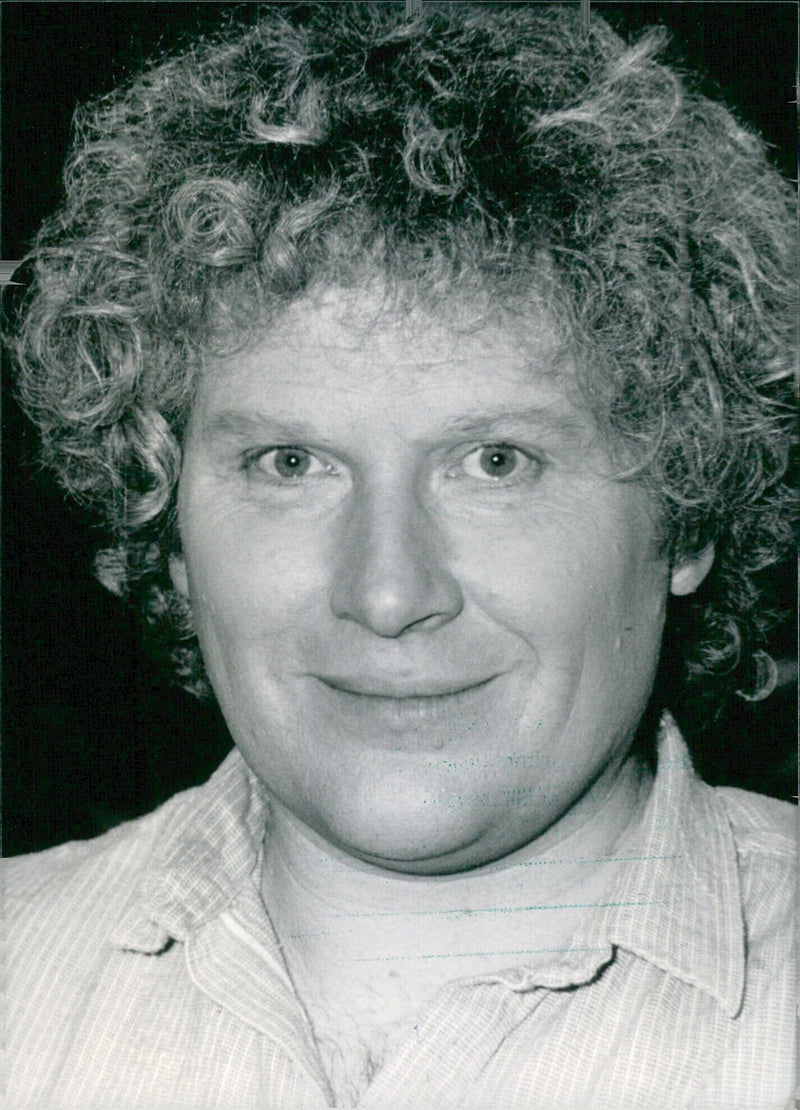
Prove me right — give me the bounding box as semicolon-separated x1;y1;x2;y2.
311;675;501;734
315;675;498;698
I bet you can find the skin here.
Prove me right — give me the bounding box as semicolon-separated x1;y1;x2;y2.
172;288;716;1093
172;286;713;881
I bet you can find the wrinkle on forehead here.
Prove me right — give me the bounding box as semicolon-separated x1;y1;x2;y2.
204;283;578;392
192;283;630;487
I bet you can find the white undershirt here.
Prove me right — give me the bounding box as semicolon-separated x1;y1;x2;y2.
261;755;652;1106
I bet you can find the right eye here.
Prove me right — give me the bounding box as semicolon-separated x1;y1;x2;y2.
248;446;337;482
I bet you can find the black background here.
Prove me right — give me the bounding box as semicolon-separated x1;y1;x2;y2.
3;3;797;856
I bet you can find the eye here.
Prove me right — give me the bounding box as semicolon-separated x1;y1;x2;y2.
249;446;335;481
456;444;541;482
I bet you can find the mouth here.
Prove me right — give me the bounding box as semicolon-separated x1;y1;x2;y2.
315;675;497;699
310;674;501;735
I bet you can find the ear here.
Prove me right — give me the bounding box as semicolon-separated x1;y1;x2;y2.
670;544;715;597
169;552;190;598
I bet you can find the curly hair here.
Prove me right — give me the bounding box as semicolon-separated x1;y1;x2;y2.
8;2;795;720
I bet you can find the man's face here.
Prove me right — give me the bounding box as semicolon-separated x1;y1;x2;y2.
176;290;680;873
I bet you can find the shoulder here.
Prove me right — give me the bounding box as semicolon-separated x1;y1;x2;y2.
713;785;795;856
711;785;794;924
717;787;795;987
4;751;256;964
712;785;795;927
6;813;154;892
2;788;196;976
3;764;227;904
3;784;221;1108
693;786;796;1105
709;785;794;1035
4;804;167;922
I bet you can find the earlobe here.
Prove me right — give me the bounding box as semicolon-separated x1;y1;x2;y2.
169;553;190;598
670;544;715;597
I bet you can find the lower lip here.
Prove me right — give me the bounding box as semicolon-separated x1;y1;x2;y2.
313;678;500;737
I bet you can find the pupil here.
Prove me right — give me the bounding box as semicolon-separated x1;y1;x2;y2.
480;446;516;477
275;448;310;478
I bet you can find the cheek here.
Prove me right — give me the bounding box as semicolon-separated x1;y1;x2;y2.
574;531;669;664
450;505;668;659
574;540;670;715
183;503;326;634
447;510;606;630
182;519;322;727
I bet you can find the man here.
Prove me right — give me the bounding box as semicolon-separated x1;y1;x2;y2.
5;5;795;1107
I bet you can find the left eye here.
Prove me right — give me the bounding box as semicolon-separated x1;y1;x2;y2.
458;444;538;481
251;446;332;480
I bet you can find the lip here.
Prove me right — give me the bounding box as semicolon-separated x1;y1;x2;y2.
314;675;498;699
309;674;502;738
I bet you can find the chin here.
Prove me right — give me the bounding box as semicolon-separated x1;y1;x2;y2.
341;838;487;876
311;796;504;875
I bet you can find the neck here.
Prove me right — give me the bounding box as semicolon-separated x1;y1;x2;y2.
261;756;652;996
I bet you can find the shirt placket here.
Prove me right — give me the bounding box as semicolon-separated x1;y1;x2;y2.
356;977;548;1108
186;906;335;1107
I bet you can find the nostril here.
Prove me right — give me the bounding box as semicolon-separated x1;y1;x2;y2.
333;578;462;639
329;516;463;638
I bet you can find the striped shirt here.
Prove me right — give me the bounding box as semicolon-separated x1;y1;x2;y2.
4;714;795;1109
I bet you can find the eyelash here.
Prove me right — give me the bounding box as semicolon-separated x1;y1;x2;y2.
448;443;544;484
244;446;338;483
243;443;545;486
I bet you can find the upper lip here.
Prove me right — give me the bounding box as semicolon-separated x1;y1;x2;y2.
314;675;497;698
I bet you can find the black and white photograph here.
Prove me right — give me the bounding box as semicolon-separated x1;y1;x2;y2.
3;3;797;1107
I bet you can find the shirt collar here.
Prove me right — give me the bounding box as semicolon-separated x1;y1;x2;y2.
111;712;745;1017
110;750;269;951
597;711;745;1017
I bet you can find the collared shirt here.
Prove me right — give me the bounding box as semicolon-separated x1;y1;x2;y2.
4;714;795;1109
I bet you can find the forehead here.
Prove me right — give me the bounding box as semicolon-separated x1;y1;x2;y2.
194;287;588;433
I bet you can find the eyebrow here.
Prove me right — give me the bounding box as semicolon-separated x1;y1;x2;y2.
199;410;327;446
198;403;590;449
438;405;588;441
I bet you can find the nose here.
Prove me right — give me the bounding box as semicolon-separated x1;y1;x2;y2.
329;484;464;638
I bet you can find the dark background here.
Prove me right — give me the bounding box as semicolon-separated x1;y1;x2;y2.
3;2;797;856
